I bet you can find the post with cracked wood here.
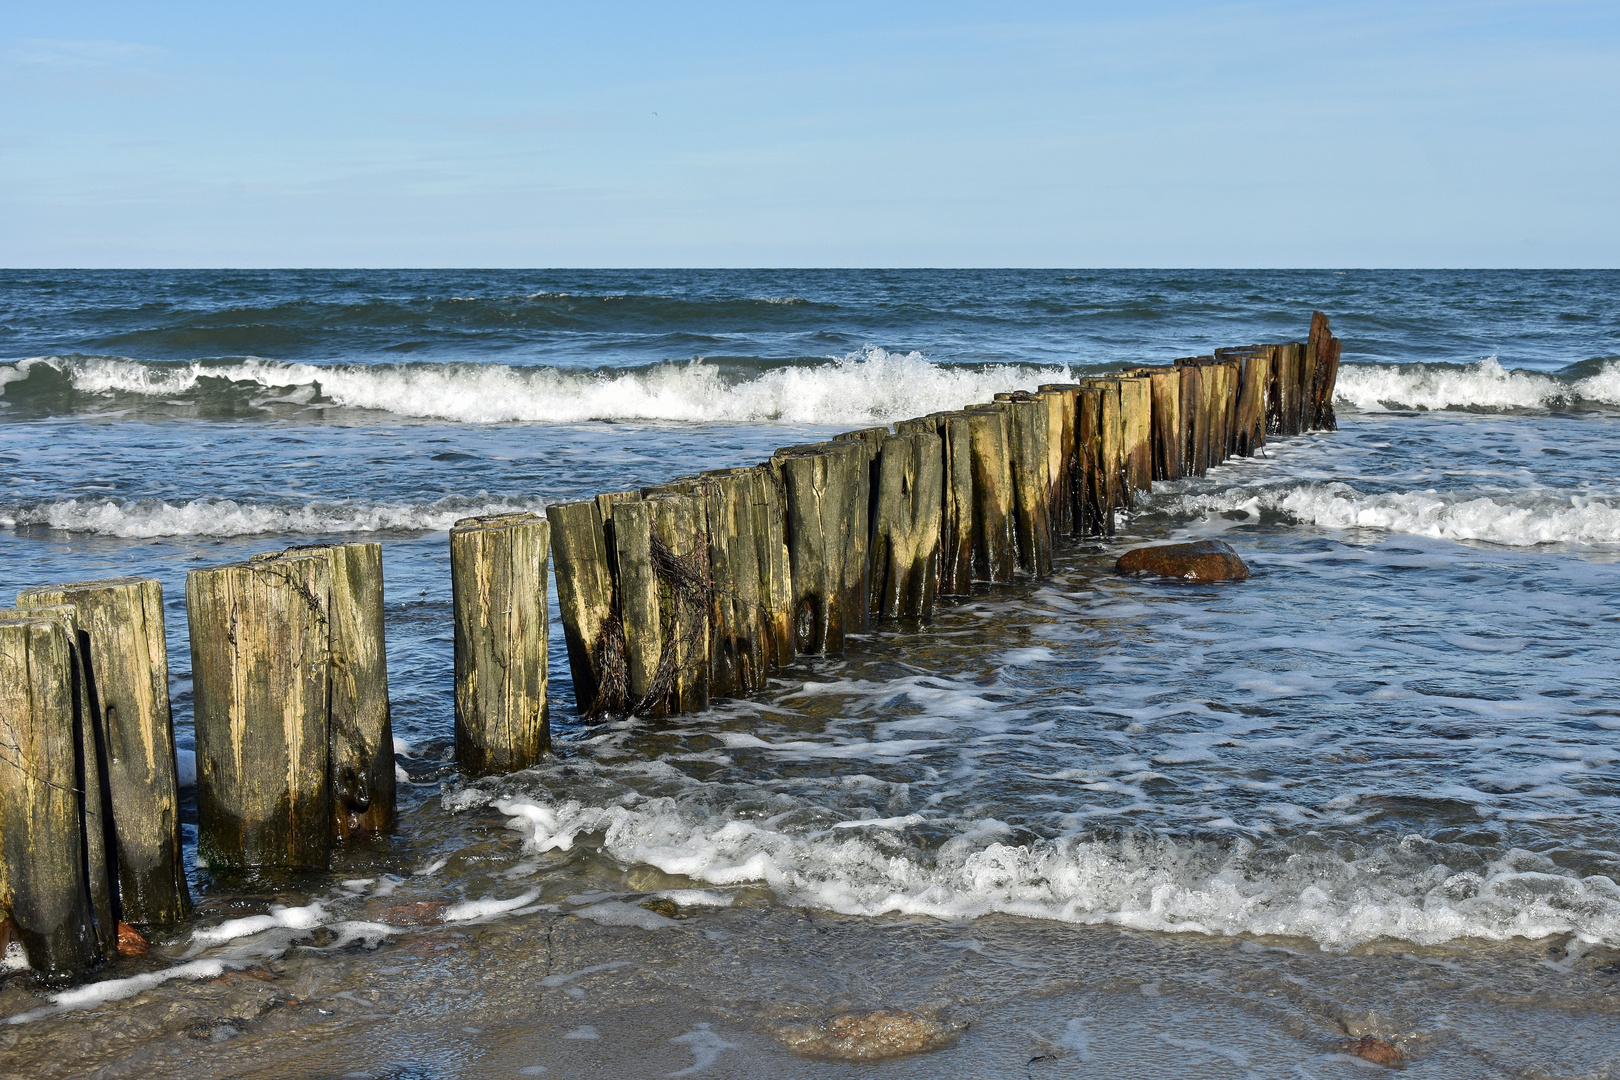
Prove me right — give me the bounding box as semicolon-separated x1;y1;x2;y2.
450;512;551;775
0;611;105;982
13;577;190;927
869;429;944;619
187;551;333;870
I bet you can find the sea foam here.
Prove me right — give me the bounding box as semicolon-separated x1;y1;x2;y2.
4;349;1072;425
471;792;1620;951
0;494;543;538
1335;357;1620;412
1165;482;1620;547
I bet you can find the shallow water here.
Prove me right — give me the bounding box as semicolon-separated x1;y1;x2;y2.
2;270;1618;1076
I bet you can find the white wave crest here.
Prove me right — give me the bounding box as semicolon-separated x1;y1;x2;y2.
11;349;1072;425
0;495;543;538
1169;482;1620;546
1335;357;1620;412
476;794;1620;951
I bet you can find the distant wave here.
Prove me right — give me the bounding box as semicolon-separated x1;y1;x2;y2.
1162;481;1620;547
0;494;543;538
0;349;1072;425
1336;357;1620;412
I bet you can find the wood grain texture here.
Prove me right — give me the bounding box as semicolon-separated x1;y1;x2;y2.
964;406;1015;583
187;553;333;870
0;614;102;981
14;578;188;927
449;514;550;776
870;430;943;619
547;499;615;711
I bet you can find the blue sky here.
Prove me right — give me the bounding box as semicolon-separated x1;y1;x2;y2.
2;2;1616;267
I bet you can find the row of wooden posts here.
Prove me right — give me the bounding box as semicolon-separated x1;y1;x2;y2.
0;314;1342;981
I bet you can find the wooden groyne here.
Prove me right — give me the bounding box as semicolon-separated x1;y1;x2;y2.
0;313;1342;982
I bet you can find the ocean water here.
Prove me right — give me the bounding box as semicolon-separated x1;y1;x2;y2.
2;269;1618;1078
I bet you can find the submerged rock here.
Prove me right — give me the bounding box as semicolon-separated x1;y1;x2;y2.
1345;1035;1405;1066
778;1008;962;1060
115;922;149;957
1115;539;1249;582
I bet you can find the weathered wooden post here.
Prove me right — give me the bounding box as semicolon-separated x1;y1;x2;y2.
1075;388;1108;536
1174;360;1204;477
608;496;658;711
726;467;794;670
870;430;944;618
1306;312;1341;431
898;411;974;596
1270;342;1302;436
14;578;189;927
1119;377;1154;494
964;406;1015;583
1133;368;1183;481
661;472;768;697
449;513;550;776
646;492;712;713
188;552;332;870
775;441;865;655
1036;386;1077;535
992;394;1053;577
320;544;393;840
547;499;617;714
0;612;103;981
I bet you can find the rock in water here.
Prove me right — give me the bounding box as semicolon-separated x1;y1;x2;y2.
1115;539;1249;582
1345;1035;1404;1066
778;1009;962;1060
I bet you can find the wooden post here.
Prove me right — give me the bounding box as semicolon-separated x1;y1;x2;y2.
547;499;616;714
992;394;1053;577
1220;347;1272;458
898;411;974;596
738;468;794;670
1270;342;1302;437
774;441;865;655
1133;368;1182;481
1306;312;1341;431
691;471;768;696
321;544;393;840
1118;377;1154;494
449;513;550;776
187;552;332;870
609;496;659;710
645;493;711;713
1038;385;1080;536
870;430;944;618
0;604;118;959
963;406;1015;583
645;478;739;697
0;613;103;981
1174;360;1205;477
14;578;188;927
831;430;881;632
1075;388;1107;536
1317;333;1342;432
1080;379;1128;516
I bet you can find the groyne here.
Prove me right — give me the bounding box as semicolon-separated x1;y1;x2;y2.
0;313;1342;982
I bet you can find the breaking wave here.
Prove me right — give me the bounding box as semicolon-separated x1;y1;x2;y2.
0;494;543;538
1335;357;1620;413
0;349;1071;425
1162;482;1620;547
460;790;1620;951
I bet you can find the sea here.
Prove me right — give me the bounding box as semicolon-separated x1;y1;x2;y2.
1;269;1618;1078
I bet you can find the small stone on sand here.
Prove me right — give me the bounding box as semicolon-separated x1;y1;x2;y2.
778;1009;961;1061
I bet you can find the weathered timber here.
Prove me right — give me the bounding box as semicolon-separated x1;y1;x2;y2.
645;478;739;696
645;493;711;713
1317;334;1342;431
898;412;974;595
1119;377;1154;494
963;406;1016;582
830;429;882;630
774;441;866;654
1173;360;1206;477
1220;347;1271;458
1132;368;1183;481
0;613;102;980
609;496;660;709
1270;342;1302;436
0;604;116;957
449;513;550;775
992;394;1053;577
870;430;944;618
187;552;332;870
14;578;188;927
547;499;616;713
743;468;795;669
692;471;769;695
1080;379;1129;515
1306;312;1340;430
1037;385;1080;535
321;544;393;840
1075;388;1109;536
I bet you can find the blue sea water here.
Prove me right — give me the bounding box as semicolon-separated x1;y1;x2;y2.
2;269;1619;1076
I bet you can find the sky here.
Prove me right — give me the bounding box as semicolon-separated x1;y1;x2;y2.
2;1;1616;268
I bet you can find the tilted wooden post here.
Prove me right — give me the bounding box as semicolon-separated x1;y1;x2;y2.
15;579;188;927
188;552;332;870
870;430;944;619
547;499;616;714
964;406;1015;583
0;613;103;981
450;513;550;776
